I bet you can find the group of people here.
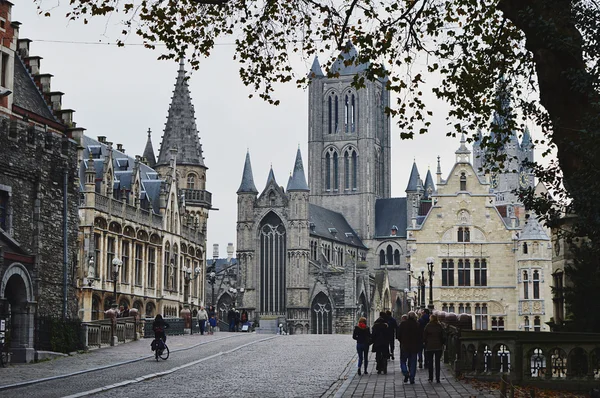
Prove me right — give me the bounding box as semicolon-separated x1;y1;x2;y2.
196;305;218;335
352;309;445;384
227;308;249;332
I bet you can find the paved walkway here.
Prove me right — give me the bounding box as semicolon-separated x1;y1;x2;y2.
335;350;500;398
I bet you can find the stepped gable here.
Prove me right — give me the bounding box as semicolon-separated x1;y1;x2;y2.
156;59;205;167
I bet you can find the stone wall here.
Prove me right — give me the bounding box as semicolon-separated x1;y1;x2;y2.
0;116;79;318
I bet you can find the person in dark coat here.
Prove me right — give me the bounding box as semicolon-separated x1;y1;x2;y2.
227;308;236;332
385;310;398;360
152;314;170;350
423;314;445;383
352;316;371;375
418;308;430;368
371;312;389;374
397;311;420;384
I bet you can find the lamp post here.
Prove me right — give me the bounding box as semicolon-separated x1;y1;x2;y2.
207;271;217;306
403;288;410;312
229;287;238;308
426;256;435;310
419;266;426;309
183;265;201;303
111;258;122;308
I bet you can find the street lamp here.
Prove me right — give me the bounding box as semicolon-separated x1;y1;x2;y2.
111;257;122;308
426;256;435;310
183;265;201;303
229;287;238;308
403;288;410;312
207;271;217;306
419;266;426;309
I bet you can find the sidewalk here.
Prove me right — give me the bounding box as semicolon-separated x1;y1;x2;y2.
336;354;500;398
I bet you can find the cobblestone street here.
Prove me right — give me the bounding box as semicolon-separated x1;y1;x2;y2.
0;333;499;398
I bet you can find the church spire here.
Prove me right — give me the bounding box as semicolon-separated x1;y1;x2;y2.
237;151;258;194
156;59;205;167
406;161;420;192
265;166;277;189
309;56;324;79
143;128;157;167
287;148;310;192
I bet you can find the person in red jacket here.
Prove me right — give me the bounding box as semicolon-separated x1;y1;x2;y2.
352;317;371;375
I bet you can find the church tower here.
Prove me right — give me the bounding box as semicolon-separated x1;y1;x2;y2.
307;44;391;239
155;59;212;233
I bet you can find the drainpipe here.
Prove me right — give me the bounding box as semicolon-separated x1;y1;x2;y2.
63;168;68;320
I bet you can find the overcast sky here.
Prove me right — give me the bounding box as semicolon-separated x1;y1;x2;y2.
15;2;541;258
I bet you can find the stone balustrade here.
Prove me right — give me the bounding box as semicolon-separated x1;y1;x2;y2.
81;316;139;350
92;193;163;229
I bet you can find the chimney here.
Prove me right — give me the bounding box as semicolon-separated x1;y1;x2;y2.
97;136;107;144
17;38;31;59
47;91;63;111
24;56;42;75
227;243;234;262
116;143;124;152
34;73;53;93
56;109;74;127
213;244;219;261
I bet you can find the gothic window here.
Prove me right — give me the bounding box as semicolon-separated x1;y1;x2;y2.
475;303;488;330
135;243;143;286
269;191;276;206
394;250;400;265
93;233;101;279
106;237;115;281
147;247;156;288
187;174;196;189
335;96;339;132
523;242;528;254
523;271;529;299
325;152;331;190
459;303;464;314
379;250;385;266
492;317;504;331
91;296;100;321
0;189;9;231
442;303;448;312
533;270;540;299
458;227;471;242
352;151;358;189
328;96;332;134
164;242;171;290
442;259;455;286
458;227;463;242
172;245;179;292
259;212;287;313
465;303;471;314
121;240;129;283
311;292;332;334
449;303;455;313
344;151;350;190
458;260;471;286
351;94;356;132
465;228;470;242
386;245;393;265
534;316;541;332
460;172;467;191
344;95;349;133
333;152;339;190
524;316;530;331
474;259;487;286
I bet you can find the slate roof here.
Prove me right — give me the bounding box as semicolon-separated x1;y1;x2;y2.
143;129;157;168
406;162;420;192
237;151;258;194
519;216;549;241
309;204;366;248
423;170;435;196
156;59;205;167
330;42;369;76
206;258;238;273
13;56;59;122
374;198;407;238
309;56;324;78
80;135;165;214
287;148;309;191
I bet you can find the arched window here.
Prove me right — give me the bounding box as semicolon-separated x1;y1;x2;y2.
187;174;196;189
523;242;528;254
333;152;339;190
91;296;100;320
533;270;540;299
523;271;529;299
344;95;349;133
394;250;400;265
379;250;385;266
325;152;331;190
351;94;356;132
352;151;358;189
328;96;332;134
534;316;541;332
524;316;530;331
460;172;467;191
335;96;339;132
458;227;464;242
259;212;287;313
386;245;393;265
344;151;350;190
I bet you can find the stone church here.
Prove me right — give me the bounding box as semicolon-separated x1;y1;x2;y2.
235;44;552;334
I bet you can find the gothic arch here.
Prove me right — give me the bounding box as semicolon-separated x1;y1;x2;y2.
258;211;287;313
311;291;333;334
0;263;34;302
375;241;403;266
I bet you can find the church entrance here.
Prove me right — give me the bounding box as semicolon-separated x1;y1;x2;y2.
311;292;332;334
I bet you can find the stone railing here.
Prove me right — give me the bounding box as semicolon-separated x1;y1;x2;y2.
81;316;140;350
92;193;163;229
444;319;600;392
181;188;212;207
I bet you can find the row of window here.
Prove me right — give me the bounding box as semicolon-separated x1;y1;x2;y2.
442;302;542;331
327;93;357;134
325;148;358;191
441;259;487;286
522;270;541;299
309;240;362;264
379;245;401;266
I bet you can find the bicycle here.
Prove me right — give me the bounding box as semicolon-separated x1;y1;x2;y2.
152;337;169;361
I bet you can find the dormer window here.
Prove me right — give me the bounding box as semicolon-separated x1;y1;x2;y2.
328;228;338;237
187;174;196;189
460;172;467;191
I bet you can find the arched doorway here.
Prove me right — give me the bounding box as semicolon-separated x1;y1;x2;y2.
311;292;332;334
0;264;35;363
217;293;233;322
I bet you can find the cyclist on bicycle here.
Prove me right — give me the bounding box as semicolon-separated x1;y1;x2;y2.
152;314;169;348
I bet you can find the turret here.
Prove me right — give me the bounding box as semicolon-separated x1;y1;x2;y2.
406;161;422;224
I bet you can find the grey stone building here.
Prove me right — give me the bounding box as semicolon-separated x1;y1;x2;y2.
0;2;81;362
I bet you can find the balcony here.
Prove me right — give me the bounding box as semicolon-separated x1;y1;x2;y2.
181;189;212;208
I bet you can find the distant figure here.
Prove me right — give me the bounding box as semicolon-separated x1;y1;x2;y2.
234;310;241;332
352;316;371;376
385;310;398;360
418;309;430;368
228;307;236;332
208;315;217;334
152;314;170;349
241;309;248;324
397;311;420;384
197;306;208;335
423;314;445;383
371;312;389;375
122;305;130;318
118;305;125;318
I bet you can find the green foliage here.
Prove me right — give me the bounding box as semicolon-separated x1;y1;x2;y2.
38;317;83;354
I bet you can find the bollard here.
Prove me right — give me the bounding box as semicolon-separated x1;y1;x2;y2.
500;376;507;397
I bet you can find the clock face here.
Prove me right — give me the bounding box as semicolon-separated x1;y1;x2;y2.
519;171;528;188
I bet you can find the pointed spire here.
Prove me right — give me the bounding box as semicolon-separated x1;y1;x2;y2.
330;41;369;76
522;127;532;147
473;128;483;148
406;161;420;192
143;128;157;167
424;169;435;197
156;59;205;167
455;132;471;158
308;56;324;78
287;148;310;192
519;214;549;241
265;166;277;190
491;77;518;144
237;151;258;194
436;156;442;175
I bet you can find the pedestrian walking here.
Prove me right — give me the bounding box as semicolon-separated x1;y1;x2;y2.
197;306;208;335
397;311;420;384
418;308;430;368
371;312;389;375
352;316;371;375
208;315;217;334
385;310;398;360
228;307;236;332
423;314;445;383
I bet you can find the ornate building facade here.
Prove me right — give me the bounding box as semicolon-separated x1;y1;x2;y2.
76;60;211;321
